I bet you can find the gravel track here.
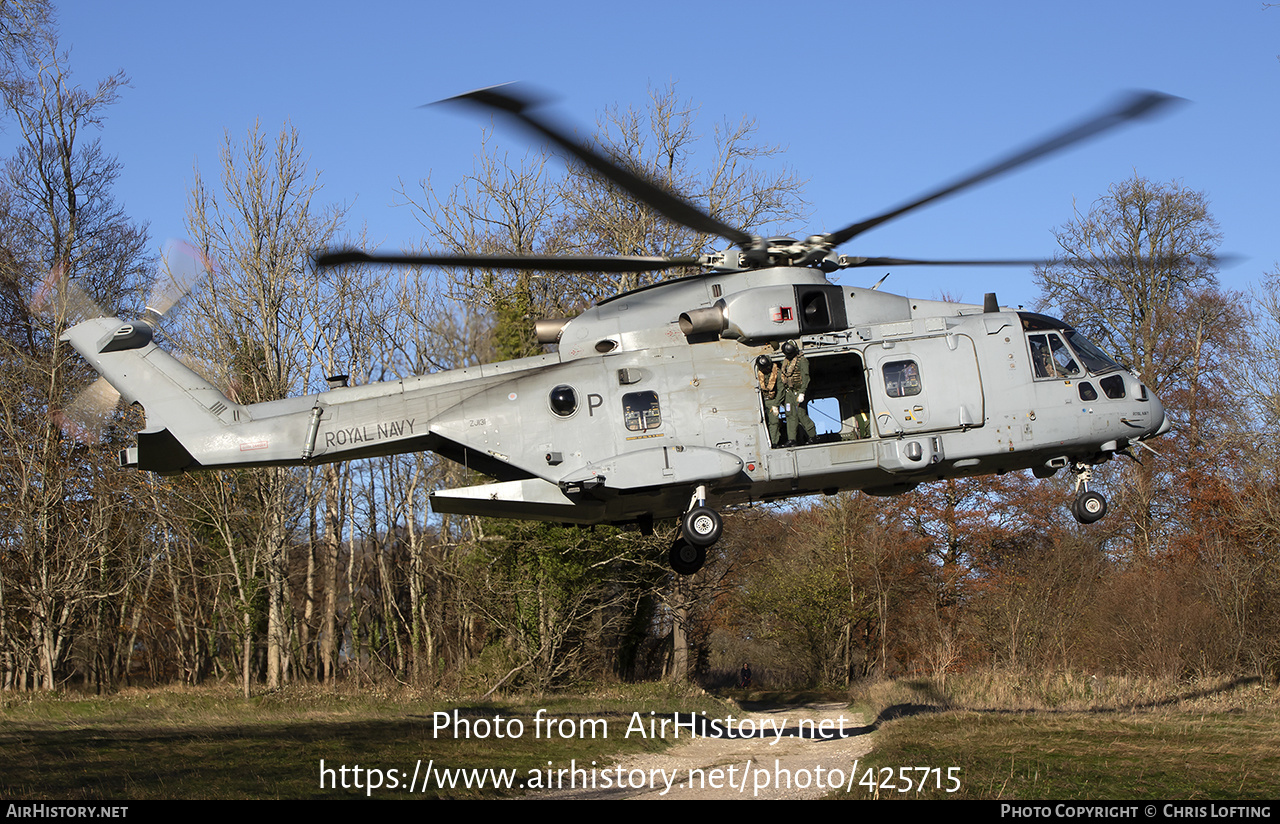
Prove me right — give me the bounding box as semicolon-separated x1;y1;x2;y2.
528;702;873;800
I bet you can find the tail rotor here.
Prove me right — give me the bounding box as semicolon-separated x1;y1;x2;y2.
47;239;214;441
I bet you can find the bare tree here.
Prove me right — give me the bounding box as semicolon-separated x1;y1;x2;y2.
0;33;149;690
398;136;564;360
560;83;809;297
182;121;346;692
1034;174;1238;554
0;0;53;86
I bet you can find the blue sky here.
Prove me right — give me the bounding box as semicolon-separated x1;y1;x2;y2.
52;0;1279;309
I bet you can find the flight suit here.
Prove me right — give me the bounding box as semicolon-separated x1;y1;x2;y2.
779;342;816;445
756;359;782;446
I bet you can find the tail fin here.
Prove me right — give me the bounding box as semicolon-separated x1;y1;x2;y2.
61;317;238;473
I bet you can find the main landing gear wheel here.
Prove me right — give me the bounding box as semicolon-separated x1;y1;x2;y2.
669;537;706;575
682;506;723;547
1073;490;1108;524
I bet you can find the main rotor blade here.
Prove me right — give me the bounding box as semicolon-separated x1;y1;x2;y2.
843;251;1233;269
315;249;701;274
843;256;1049;268
436;85;757;249
823;90;1183;248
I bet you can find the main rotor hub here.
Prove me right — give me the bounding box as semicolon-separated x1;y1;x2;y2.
706;236;841;272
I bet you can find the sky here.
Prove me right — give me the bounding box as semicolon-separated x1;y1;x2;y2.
47;0;1280;311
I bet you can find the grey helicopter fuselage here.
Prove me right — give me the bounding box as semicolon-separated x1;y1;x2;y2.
59;87;1187;571
61;261;1167;529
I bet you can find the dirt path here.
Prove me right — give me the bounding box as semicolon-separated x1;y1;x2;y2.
528;702;873;800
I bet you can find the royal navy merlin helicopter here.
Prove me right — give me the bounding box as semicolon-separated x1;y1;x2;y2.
61;86;1176;574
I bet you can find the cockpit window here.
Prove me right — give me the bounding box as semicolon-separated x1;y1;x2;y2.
1028;332;1080;379
1100;375;1126;399
1062;328;1121;375
1021;313;1122;376
622;391;661;432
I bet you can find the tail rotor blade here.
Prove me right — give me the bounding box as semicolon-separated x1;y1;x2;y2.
147;239;214;321
56;376;122;442
31;264;105;323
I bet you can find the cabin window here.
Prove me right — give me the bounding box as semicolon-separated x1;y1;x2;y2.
548;385;578;417
622;391;661;431
1078;382;1098;401
883;360;921;398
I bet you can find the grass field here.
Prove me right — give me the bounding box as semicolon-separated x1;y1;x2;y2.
0;682;725;799
2;674;1276;800
844;672;1280;800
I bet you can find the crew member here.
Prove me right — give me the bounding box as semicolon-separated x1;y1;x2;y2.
779;339;816;446
754;354;782;447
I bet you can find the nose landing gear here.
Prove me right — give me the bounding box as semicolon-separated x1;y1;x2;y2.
1069;463;1108;524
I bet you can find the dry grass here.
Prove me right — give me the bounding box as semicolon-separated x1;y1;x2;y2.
843;670;1280;800
0;681;728;799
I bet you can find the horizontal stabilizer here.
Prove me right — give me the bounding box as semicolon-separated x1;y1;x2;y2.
430;478;606;523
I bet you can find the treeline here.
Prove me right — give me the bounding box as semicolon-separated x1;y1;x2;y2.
2;7;1277;694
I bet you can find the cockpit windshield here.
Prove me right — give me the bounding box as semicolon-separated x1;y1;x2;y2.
1020;313;1122;377
1061;328;1121;375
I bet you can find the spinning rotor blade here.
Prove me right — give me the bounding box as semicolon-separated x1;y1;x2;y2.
843;251;1233;271
843;256;1049;268
56;376;121;442
46;239;212;443
31;264;105;323
30;267;117;440
147;239;214;320
823;90;1182;248
437;85;757;249
315;249;701;274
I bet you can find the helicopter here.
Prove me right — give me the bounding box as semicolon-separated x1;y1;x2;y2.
61;86;1175;574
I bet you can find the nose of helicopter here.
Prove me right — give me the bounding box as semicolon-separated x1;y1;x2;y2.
1144;390;1171;440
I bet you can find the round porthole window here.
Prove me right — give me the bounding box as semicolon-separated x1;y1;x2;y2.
548;384;578;417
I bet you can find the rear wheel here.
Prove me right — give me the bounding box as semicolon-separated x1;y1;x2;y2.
669;538;706;575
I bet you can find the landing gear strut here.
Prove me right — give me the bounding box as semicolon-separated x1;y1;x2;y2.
670;485;722;575
1069;463;1108;524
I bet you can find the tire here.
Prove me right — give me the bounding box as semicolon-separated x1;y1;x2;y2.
682;506;723;547
669;538;706;575
1074;490;1108;524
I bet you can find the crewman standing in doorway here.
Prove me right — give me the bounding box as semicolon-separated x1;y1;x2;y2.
755;354;782;447
779;339;816;447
